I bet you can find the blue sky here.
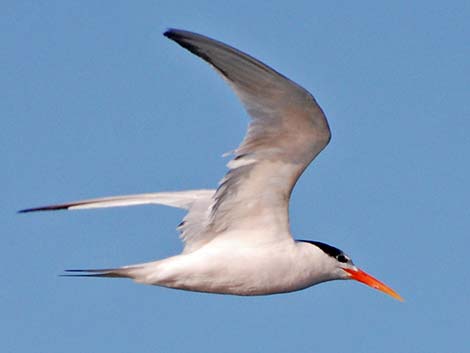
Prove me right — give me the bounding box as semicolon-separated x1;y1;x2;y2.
3;1;469;352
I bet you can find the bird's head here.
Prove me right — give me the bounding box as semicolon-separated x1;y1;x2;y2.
302;240;403;301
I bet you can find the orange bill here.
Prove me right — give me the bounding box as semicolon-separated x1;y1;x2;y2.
343;268;404;302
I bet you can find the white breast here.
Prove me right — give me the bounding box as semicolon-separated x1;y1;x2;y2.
136;240;335;295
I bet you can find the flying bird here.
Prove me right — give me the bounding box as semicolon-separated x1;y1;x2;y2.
21;29;402;301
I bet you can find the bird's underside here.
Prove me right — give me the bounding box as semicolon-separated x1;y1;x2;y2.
64;238;337;296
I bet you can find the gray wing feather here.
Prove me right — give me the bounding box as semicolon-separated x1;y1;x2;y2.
165;30;330;241
20;189;216;253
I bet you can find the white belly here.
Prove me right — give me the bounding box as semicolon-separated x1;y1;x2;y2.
137;241;331;295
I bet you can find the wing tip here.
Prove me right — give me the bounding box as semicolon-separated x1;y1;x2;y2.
164;28;198;51
163;29;232;81
18;204;70;213
163;28;194;41
164;28;192;46
163;28;178;39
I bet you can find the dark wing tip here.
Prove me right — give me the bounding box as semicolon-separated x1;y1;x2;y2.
163;28;194;41
163;29;232;79
60;269;106;278
60;269;90;277
164;28;194;47
164;28;202;54
18;204;70;213
163;28;180;39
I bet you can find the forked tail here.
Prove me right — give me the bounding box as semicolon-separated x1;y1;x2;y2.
60;259;166;285
61;266;142;279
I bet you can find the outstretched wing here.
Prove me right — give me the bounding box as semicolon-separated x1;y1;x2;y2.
19;190;214;212
20;190;216;253
165;29;331;243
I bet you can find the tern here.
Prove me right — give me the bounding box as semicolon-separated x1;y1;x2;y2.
21;29;403;301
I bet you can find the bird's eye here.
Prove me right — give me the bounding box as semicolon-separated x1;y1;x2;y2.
336;254;349;263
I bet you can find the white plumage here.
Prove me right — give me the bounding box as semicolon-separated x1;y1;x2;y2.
20;29;402;300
